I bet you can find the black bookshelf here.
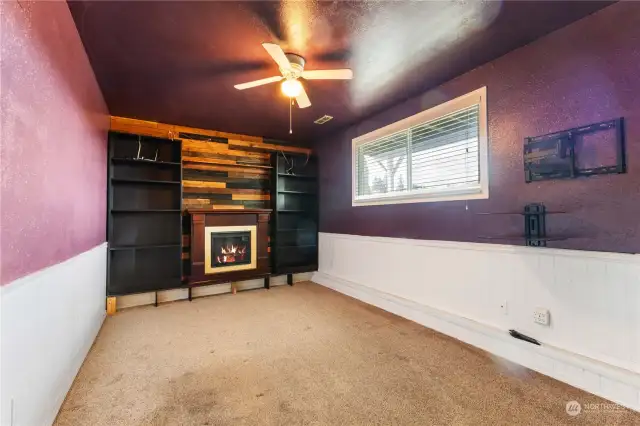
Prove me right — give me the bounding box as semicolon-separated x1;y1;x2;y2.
107;131;183;296
270;152;318;276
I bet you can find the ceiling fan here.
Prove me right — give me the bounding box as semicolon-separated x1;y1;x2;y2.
234;43;353;109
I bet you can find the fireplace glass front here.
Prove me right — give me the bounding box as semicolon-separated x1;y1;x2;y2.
210;231;252;268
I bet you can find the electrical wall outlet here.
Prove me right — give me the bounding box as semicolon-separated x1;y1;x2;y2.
533;307;550;326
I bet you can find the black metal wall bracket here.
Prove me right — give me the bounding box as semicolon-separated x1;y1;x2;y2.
477;203;569;247
524;118;625;182
524;203;546;247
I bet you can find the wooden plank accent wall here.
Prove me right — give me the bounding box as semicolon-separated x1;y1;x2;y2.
110;116;312;273
181;141;270;210
110;116;311;211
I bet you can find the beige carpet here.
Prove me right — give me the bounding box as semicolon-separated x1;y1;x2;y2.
55;282;638;425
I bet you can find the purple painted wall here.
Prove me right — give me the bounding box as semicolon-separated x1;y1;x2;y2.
315;2;640;253
1;1;109;285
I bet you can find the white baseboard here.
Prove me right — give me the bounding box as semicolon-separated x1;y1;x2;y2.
1;243;107;426
116;272;315;310
312;270;640;411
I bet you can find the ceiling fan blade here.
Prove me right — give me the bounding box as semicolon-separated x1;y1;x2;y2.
234;76;283;90
262;43;291;71
301;69;353;80
295;85;311;109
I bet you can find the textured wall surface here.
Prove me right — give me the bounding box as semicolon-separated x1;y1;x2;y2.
315;2;640;253
1;0;109;285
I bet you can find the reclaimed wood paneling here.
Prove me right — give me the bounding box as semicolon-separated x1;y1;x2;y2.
110;116;310;154
182;181;227;189
109;115;310;210
184;163;270;175
231;194;270;201
228;138;311;155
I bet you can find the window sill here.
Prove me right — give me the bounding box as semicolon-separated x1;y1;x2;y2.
352;186;488;206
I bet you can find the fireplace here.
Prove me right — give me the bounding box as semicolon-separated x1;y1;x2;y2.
204;225;257;274
186;209;271;288
211;231;251;268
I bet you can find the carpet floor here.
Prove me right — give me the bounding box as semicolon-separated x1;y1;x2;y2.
55;282;639;425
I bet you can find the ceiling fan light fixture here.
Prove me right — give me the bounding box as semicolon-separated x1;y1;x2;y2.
281;79;303;98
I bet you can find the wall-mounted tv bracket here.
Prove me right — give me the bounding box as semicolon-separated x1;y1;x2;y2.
524;118;625;182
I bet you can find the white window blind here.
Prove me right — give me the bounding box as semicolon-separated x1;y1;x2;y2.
410;105;479;192
356;130;409;198
354;100;483;204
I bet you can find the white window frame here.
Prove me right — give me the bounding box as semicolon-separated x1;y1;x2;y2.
352;87;488;206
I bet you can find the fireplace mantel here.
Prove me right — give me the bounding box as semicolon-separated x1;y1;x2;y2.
185;209;272;290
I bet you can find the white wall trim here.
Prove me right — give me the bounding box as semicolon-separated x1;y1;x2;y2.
1;243;107;426
320;232;640;262
314;232;640;411
313;271;640;411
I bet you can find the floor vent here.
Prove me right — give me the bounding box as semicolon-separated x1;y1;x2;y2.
314;115;333;124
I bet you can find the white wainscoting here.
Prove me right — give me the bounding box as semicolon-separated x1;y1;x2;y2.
1;243;107;426
312;232;640;411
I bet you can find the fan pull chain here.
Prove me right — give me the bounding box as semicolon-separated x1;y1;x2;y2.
289;99;293;134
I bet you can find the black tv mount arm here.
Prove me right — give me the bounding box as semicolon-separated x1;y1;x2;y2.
524;118;625;182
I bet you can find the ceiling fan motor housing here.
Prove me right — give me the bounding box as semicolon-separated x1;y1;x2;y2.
283;53;305;78
234;43;351;111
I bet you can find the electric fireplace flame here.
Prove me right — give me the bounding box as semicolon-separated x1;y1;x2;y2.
216;243;247;264
205;225;257;274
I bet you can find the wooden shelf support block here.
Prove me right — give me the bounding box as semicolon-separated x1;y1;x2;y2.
107;297;117;315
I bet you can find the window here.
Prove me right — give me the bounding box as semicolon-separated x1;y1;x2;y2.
352;87;488;206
